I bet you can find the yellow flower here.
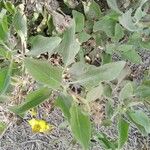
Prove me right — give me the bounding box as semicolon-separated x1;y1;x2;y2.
28;118;54;133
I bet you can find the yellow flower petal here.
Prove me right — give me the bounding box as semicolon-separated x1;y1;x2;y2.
28;118;54;133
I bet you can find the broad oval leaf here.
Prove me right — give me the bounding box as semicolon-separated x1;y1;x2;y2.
127;110;150;135
119;82;133;101
72;10;85;33
10;87;51;117
0;67;11;95
135;85;150;99
0;9;9;41
0;47;11;59
113;23;124;41
4;1;16;14
55;94;72;120
121;49;142;64
70;105;91;150
134;7;146;22
118;117;129;149
13;6;27;42
106;0;122;14
119;9;139;32
83;0;102;20
56;20;80;66
93;17;116;37
96;132;118;150
24;58;63;89
28;35;61;56
71;61;126;88
77;31;91;43
118;44;142;64
86;83;103;102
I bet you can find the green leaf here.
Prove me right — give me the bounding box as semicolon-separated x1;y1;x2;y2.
0;122;7;135
0;67;11;95
118;117;129;149
77;31;91;43
70;105;91;150
4;1;16;14
113;23;124;41
93;17;116;37
117;66;131;84
0;9;8;41
121;49;142;64
85;20;94;33
127;110;150;135
134;7;146;22
0;47;11;59
103;83;112;98
64;0;77;8
96;132;117;150
13;6;27;41
83;0;102;20
105;100;114;118
55;94;72;120
135;85;150;99
56;20;80;66
106;0;122;14
139;0;149;7
24;58;63;89
101;52;112;64
119;82;133;101
47;15;55;36
140;40;150;50
10;87;51;116
72;10;85;32
86;83;103;102
71;61;126;88
119;9;139;32
119;44;142;64
106;43;117;54
28;35;61;56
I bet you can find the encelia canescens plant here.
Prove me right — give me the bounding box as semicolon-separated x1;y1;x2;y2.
0;0;150;149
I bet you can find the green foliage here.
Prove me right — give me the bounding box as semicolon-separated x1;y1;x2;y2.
0;67;11;95
106;0;122;14
118;117;129;149
13;5;27;44
28;35;61;56
86;83;103;102
119;9;138;32
83;0;102;20
10;87;51;117
56;19;80;66
55;94;72;120
0;9;8;41
72;10;85;33
119;82;133;101
127;110;150;135
71;61;126;87
70;104;91;150
77;31;91;43
24;58;63;89
0;122;7;135
96;132;117;150
93;16;116;38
